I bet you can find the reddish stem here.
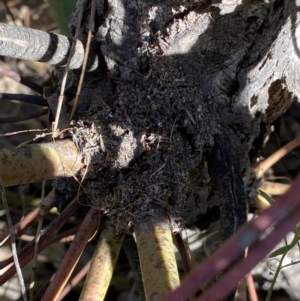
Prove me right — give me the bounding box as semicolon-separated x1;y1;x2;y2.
42;208;100;301
255;136;300;178
0;189;56;247
0;197;80;284
160;173;300;301
57;261;91;301
247;273;258;301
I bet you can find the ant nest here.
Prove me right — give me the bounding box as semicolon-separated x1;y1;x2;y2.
68;70;216;233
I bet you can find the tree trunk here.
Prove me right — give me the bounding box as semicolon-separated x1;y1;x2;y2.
1;0;299;298
54;0;299;234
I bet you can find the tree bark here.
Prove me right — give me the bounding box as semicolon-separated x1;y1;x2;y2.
59;0;300;234
1;0;299;299
0;23;98;70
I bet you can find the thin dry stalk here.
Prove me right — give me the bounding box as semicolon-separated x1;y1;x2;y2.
41;208;100;301
0;128;49;137
0;140;84;187
0;178;27;301
70;0;96;120
194;208;299;301
4;0;16;24
0;188;56;246
255;136;300;178
135;208;180;301
52;0;87;133
30;181;46;301
79;219;124;301
0;197;80;284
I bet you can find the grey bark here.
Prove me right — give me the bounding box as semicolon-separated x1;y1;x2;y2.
2;0;300;299
0;23;98;70
61;0;300;234
57;2;300;300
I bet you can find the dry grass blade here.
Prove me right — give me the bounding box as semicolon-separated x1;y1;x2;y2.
79;219;124;301
254;136;300;178
52;0;87;133
0;178;27;301
42;208;100;301
135;208;180;301
0;188;56;246
0;140;84;187
30;181;46;301
0;128;49;137
16;227;78;244
70;0;96;120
